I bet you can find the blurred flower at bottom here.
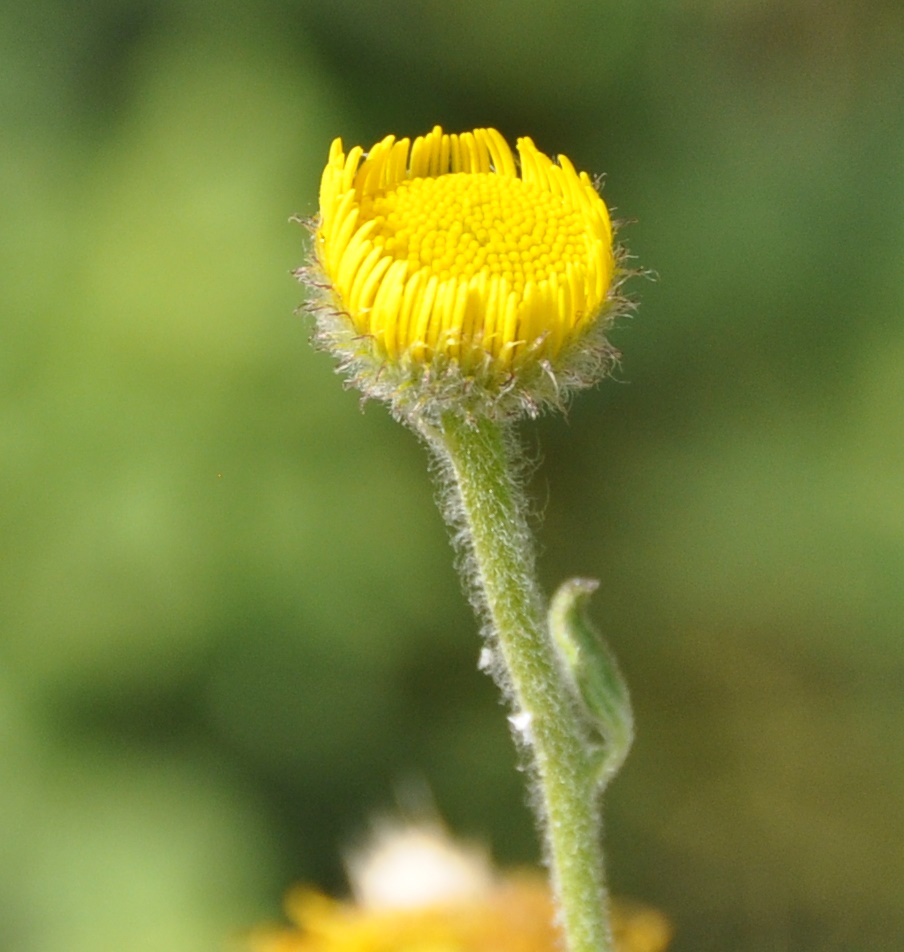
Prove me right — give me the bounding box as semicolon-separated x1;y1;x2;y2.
249;822;671;952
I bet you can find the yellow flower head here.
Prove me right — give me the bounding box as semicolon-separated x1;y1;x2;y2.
301;126;627;421
251;878;671;952
249;822;671;952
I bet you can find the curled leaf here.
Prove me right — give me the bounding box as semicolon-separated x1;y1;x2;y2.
549;578;634;787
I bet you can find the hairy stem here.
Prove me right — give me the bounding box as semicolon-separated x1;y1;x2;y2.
426;411;614;952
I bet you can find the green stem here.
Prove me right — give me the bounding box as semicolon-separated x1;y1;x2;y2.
427;412;614;952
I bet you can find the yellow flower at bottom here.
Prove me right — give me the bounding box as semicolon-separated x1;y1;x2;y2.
302;126;627;421
249;824;670;952
250;876;671;952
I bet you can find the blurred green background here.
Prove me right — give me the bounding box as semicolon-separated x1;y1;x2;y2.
2;1;903;950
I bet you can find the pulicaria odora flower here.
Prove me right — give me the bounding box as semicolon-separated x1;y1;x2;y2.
301;126;626;421
250;822;672;952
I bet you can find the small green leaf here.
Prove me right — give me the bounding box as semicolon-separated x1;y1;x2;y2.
549;578;634;788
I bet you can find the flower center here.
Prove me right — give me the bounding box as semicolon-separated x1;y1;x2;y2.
365;173;589;296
